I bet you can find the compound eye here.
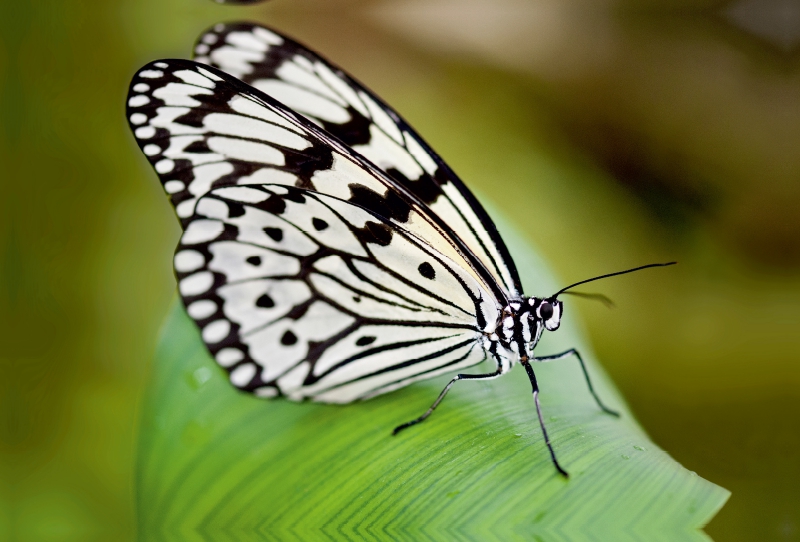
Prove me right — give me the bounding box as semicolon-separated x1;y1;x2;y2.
539;302;554;320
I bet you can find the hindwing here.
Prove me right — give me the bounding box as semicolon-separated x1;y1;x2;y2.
175;184;496;401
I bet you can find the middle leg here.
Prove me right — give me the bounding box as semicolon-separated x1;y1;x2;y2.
393;356;509;435
534;348;619;416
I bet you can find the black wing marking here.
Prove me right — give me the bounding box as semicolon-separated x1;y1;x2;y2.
193;22;523;298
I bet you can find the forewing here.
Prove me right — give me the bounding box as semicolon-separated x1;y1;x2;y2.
193;22;522;297
126;59;505;302
175;184;497;402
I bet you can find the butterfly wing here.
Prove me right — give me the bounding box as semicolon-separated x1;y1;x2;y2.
127;60;499;401
193;22;522;298
177;184;496;401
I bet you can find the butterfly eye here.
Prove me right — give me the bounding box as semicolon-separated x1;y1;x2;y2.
539;302;554;320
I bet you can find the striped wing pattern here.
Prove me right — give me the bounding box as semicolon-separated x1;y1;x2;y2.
194;22;522;298
127;59;499;401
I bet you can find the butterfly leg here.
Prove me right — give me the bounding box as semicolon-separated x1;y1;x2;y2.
392;358;509;436
534;349;619;417
520;360;569;478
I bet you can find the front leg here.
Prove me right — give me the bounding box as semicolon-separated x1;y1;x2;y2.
534;348;619;416
393;355;510;435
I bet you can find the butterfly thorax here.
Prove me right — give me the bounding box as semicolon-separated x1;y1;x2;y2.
490;297;563;362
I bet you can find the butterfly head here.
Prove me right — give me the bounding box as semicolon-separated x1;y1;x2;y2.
528;297;563;332
497;297;563;358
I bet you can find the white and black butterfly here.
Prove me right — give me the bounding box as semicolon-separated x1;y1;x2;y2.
127;22;672;476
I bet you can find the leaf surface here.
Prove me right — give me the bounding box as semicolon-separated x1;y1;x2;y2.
137;209;729;541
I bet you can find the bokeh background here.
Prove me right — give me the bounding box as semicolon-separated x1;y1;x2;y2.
3;0;799;540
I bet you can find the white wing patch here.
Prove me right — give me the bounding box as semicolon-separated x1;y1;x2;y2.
352;125;424;181
309;153;387;201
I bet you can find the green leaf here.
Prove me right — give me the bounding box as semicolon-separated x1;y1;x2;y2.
137;211;729;541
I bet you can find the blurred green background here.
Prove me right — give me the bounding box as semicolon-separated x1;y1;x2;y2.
2;0;798;540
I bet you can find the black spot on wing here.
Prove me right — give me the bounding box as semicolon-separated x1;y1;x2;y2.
282;141;335;187
183;140;213;154
246;255;261;266
319;106;373;146
282;190;306;204
356;336;376;346
263;227;283;242
355;221;393;247
256;293;275;308
261;194;286;215
226;200;246;218
385;168;441;206
280;330;298;346
312;217;328;231
348;183;411;223
418;262;435;280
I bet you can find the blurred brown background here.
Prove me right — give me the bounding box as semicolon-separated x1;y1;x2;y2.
3;0;799;540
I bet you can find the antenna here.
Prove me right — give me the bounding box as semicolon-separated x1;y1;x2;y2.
553;262;677;298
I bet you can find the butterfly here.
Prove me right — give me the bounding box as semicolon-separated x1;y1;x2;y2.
127;22;673;476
